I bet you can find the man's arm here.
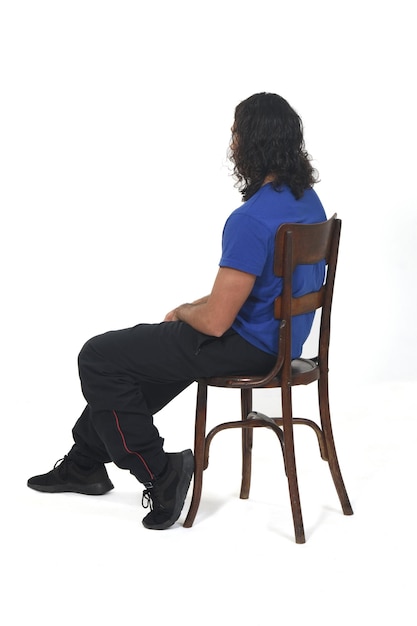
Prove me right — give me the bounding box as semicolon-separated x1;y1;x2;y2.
164;267;256;337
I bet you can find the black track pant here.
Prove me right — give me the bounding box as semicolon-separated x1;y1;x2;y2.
71;321;275;484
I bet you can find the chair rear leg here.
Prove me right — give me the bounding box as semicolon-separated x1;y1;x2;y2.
318;377;353;516
282;385;306;544
184;382;208;528
240;388;253;499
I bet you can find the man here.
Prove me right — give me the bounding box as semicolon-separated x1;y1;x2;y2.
28;92;326;530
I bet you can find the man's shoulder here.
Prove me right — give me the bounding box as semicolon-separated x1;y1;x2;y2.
225;184;325;231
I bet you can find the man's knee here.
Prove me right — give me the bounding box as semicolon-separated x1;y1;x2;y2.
78;334;104;382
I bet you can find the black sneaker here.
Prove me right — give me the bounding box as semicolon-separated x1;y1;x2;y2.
142;450;194;530
27;456;114;495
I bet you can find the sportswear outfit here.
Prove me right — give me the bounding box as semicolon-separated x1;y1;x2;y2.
30;184;326;496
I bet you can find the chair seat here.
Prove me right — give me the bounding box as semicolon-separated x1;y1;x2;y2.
200;357;320;389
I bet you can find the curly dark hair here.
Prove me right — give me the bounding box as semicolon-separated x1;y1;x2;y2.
230;92;319;201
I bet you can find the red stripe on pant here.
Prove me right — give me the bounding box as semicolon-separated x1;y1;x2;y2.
112;409;155;481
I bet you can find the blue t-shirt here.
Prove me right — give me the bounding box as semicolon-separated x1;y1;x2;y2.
219;183;327;357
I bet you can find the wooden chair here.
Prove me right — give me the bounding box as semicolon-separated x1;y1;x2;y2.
183;214;353;543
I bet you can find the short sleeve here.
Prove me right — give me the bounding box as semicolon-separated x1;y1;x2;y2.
219;212;269;276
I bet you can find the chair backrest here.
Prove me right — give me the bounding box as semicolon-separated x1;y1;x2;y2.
273;214;341;378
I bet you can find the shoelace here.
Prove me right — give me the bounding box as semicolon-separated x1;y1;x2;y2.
142;485;154;510
142;483;166;511
53;456;69;478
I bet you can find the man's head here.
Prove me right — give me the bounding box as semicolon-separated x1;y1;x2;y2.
230;92;318;201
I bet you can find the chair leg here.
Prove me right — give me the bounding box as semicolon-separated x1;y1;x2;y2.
183;382;208;528
240;388;253;499
282;385;306;544
318;376;354;516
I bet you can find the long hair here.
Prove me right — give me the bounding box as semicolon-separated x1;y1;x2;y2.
230;92;319;201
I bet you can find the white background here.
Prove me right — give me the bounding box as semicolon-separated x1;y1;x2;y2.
1;1;416;625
